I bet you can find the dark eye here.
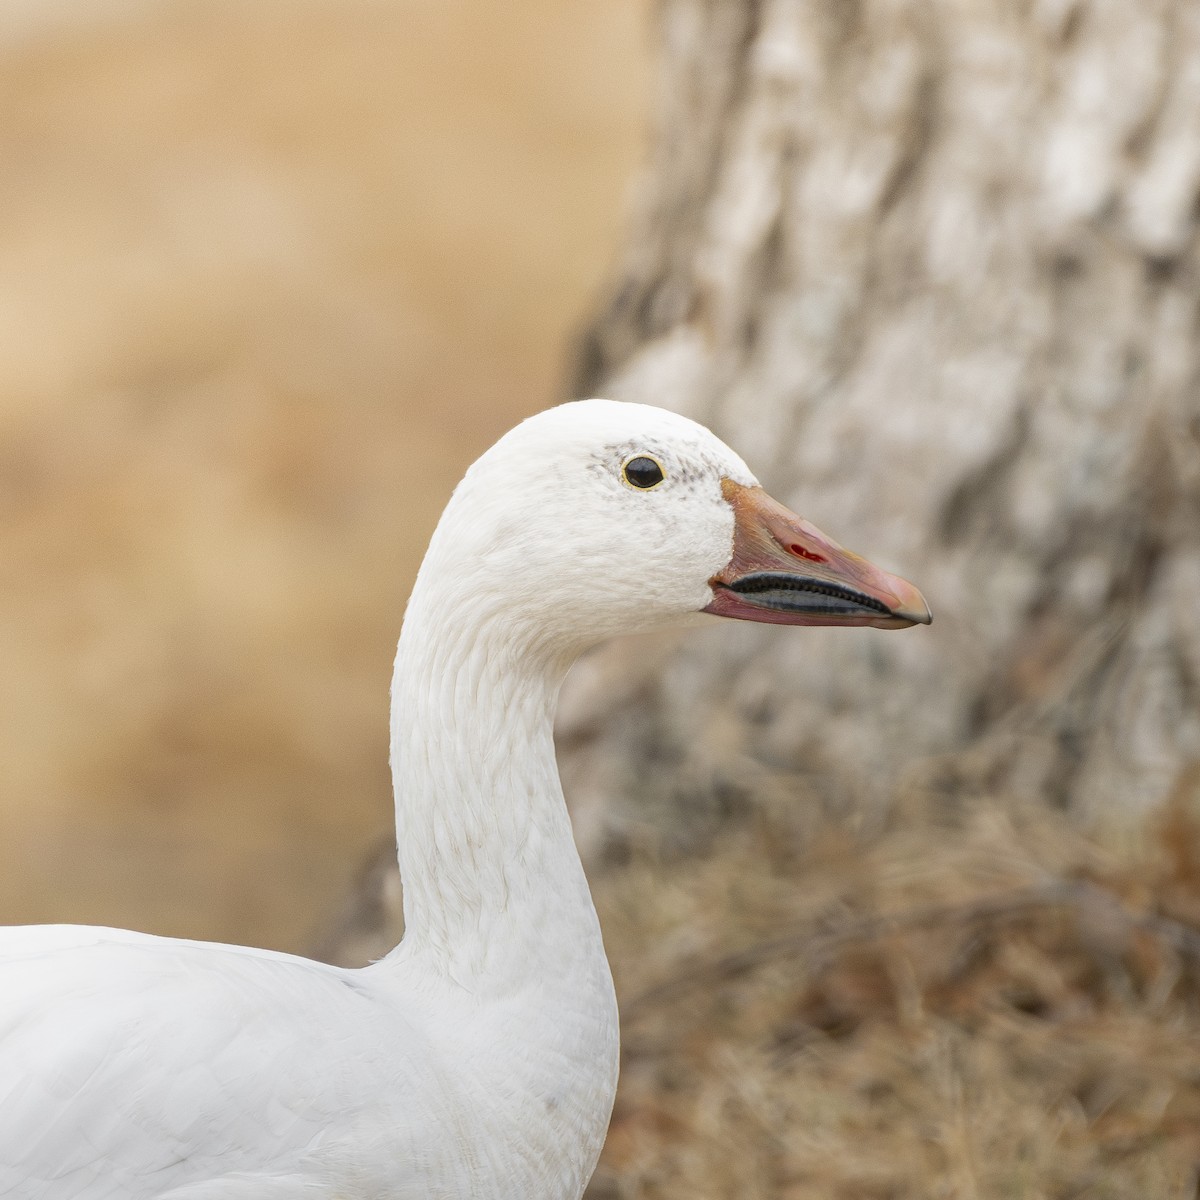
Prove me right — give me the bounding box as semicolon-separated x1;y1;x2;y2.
622;455;665;490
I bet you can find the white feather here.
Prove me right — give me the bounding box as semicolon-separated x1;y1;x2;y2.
0;400;758;1199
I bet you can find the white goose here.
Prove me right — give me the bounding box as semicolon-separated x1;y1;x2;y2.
0;400;929;1199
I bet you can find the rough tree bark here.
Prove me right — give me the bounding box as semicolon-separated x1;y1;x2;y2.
559;0;1200;849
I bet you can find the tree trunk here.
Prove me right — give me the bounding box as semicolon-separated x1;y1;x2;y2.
560;0;1200;849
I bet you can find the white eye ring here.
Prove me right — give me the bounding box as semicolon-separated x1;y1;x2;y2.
621;454;666;490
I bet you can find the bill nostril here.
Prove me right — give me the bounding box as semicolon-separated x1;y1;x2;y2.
789;543;827;563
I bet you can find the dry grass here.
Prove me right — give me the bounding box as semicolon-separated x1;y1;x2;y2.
586;782;1200;1199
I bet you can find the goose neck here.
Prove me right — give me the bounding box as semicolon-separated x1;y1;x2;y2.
387;589;601;993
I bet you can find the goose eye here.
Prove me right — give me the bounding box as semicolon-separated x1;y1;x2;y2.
622;455;665;490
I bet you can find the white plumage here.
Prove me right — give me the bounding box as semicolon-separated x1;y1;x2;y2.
0;400;928;1198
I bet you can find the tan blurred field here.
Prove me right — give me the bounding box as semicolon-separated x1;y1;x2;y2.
0;0;648;950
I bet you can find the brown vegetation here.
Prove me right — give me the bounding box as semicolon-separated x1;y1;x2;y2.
588;780;1200;1198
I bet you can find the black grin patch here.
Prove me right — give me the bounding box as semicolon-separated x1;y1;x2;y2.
724;572;892;617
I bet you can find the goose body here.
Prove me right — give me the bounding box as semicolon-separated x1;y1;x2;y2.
0;400;929;1198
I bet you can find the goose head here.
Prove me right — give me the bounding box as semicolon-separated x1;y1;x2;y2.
413;399;929;656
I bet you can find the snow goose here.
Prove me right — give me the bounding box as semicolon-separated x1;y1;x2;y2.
0;399;929;1199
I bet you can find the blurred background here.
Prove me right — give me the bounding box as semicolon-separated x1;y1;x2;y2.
6;1;1200;1196
0;0;648;948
